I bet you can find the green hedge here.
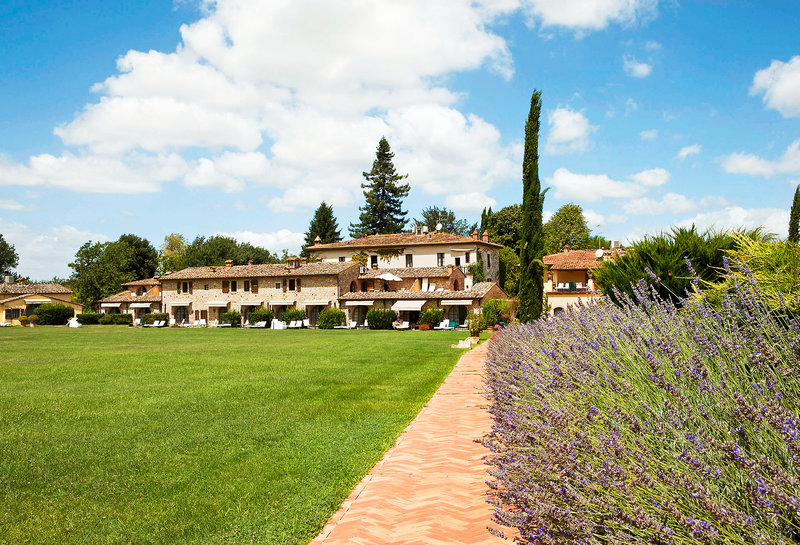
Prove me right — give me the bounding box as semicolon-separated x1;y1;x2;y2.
247;308;273;325
281;308;306;325
99;313;133;326
142;313;168;325
317;308;345;329
482;298;510;327
220;310;242;327
32;303;75;325
366;309;397;330
419;308;445;327
76;313;101;325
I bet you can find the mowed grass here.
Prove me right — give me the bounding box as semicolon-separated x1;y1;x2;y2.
0;326;468;544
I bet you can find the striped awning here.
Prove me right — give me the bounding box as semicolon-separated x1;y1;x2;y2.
441;299;473;306
391;300;426;312
345;300;373;306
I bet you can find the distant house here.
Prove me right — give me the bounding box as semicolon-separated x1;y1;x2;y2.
0;280;83;325
307;227;502;287
97;277;162;320
543;247;624;316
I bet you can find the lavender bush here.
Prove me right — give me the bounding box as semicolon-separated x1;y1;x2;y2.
484;264;800;544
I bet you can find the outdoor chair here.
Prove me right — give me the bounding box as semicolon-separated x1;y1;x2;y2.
288;320;302;329
134;318;141;327
347;321;358;329
219;320;232;327
243;319;250;328
394;321;410;330
199;319;207;327
169;318;176;327
433;320;452;330
303;319;310;328
251;321;267;328
272;319;286;330
208;319;219;328
334;321;348;329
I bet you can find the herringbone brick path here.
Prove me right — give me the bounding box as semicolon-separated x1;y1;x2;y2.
309;341;506;545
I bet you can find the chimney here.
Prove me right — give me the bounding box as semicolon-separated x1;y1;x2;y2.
225;259;233;268
563;245;570;253
247;260;253;265
316;257;323;262
481;230;489;242
301;257;308;265
471;228;479;241
314;235;322;245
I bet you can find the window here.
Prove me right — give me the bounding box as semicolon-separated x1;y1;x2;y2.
350;281;357;292
339;256;346;262
370;255;378;268
5;308;21;320
244;280;250;292
455;257;461;267
465;252;470;264
175;306;189;323
203;284;209;290
289;279;296;291
437;253;444;267
181;281;189;293
405;254;413;267
487;254;491;268
231;280;238;292
275;282;281;290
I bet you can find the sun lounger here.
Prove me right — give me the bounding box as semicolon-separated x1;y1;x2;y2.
208;319;218;328
199;319;207;327
333;321;348;329
288;320;302;329
271;319;286;330
134;318;141;327
303;319;310;328
251;321;267;328
433;320;453;330
394;321;410;330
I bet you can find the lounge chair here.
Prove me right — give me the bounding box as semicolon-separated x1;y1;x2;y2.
208;319;219;328
433;320;453;330
333;321;348;329
218;320;232;327
179;320;192;328
199;319;207;327
243;319;250;328
251;321;267;328
303;319;310;328
271;319;286;330
134;318;141;327
288;320;301;329
394;321;410;330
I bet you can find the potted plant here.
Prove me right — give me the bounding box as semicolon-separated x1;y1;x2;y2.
18;315;29;327
27;315;39;327
466;313;484;340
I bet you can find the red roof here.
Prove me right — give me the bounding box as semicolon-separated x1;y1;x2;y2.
308;231;501;250
543;249;625;271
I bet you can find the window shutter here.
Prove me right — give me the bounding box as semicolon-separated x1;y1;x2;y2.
283;279;287;293
297;278;301;292
188;282;193;294
195;310;199;320
222;280;229;293
252;280;258;294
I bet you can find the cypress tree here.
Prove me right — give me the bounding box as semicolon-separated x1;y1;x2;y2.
302;202;342;256
790;186;800;243
349;137;410;238
518;90;547;322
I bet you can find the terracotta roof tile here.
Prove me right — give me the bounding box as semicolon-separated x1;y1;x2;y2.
121;277;160;287
339;282;502;301
358;266;462;279
543;249;626;271
98;295;161;303
308;232;502;250
0;282;71;295
160;261;358;280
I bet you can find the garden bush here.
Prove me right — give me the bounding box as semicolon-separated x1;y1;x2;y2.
366;308;397;330
317;308;345;329
418;308;444;328
141;313;167;325
27;314;39;325
247;308;273;325
482;298;510;327
484;266;800;543
220;310;242;327
33;303;74;325
98;315;113;325
466;313;484;337
18;315;29;326
99;314;132;325
76;312;101;325
281;308;306;325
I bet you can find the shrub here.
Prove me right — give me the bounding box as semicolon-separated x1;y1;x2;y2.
141;313;168;325
418;323;430;330
484;267;800;543
98;315;113;325
18;315;29;326
317;308;345;329
247;308;273;325
466;313;484;337
27;314;39;325
418;307;444;328
111;313;132;325
281;308;306;325
76;312;101;325
33;303;74;325
366;308;397;330
220;310;242;327
482;298;510;327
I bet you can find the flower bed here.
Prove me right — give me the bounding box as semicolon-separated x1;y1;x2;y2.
484;269;800;543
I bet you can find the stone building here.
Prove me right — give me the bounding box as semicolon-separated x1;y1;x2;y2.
0;280;83;325
98;277;162;320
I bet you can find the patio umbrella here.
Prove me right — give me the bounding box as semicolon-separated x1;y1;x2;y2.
376;272;403;282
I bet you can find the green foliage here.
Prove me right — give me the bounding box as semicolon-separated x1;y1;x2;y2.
0;234;19;275
317;308;345;329
484;205;522;249
118;234;158;281
366;308;397;330
246;308;273;325
466;313;485;336
99;315;113;325
349;137;410;238
482;298;511;326
302;202;342;257
182;235;279;268
418;308;445;327
27;314;39;325
32;303;74;325
18;315;29;326
281;308;306;325
350;252;368;266
518;90;547;322
99;313;133;326
498;246;520;297
587;234;612;250
542;203;592;254
468;253;485;282
594;226;768;306
76;313;102;325
159;233;187;273
141;313;168;325
790;185;800;243
414;206;471;236
220;310;242;327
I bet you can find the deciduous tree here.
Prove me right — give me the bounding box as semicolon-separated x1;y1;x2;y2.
414;205;471;235
0;234;19;276
159;233;187;273
542;203;591;254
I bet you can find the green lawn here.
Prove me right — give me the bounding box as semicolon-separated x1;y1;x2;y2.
0;326;468;544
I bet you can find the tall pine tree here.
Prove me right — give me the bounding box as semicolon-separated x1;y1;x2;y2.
518;90;547;322
302;201;342;256
790;185;800;243
349;137;410;238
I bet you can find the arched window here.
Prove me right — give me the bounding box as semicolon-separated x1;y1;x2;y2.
453;279;460;291
361;282;367;292
350;281;357;293
448;306;467;325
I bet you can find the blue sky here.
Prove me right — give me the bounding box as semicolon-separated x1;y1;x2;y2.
1;0;799;279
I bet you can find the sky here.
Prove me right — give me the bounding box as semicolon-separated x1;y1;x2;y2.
1;0;799;280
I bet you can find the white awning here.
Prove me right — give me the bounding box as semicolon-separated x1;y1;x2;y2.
449;248;473;253
238;301;263;307
269;300;295;306
100;302;122;308
345;300;373;306
302;300;330;306
206;301;229;307
391;300;426;312
441;299;473;306
376;273;402;282
24;298;52;304
130;302;154;308
169;302;190;307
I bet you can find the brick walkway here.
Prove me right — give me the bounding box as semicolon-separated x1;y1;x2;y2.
309;341;506;545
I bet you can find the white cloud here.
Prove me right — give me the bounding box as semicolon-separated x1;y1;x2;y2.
626;98;639;115
751;56;800;118
677;144;701;160
584;209;627;228
214;229;306;254
0;199;33;211
630;167;670;186
645;40;661;50
184;152;272;193
0;218;109;280
445;192;498;214
545;107;596;154
676;207;789;238
521;0;658;31
623;192;697;215
547;167;670;202
640;129;658;140
623;55;653;78
720;139;800;177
